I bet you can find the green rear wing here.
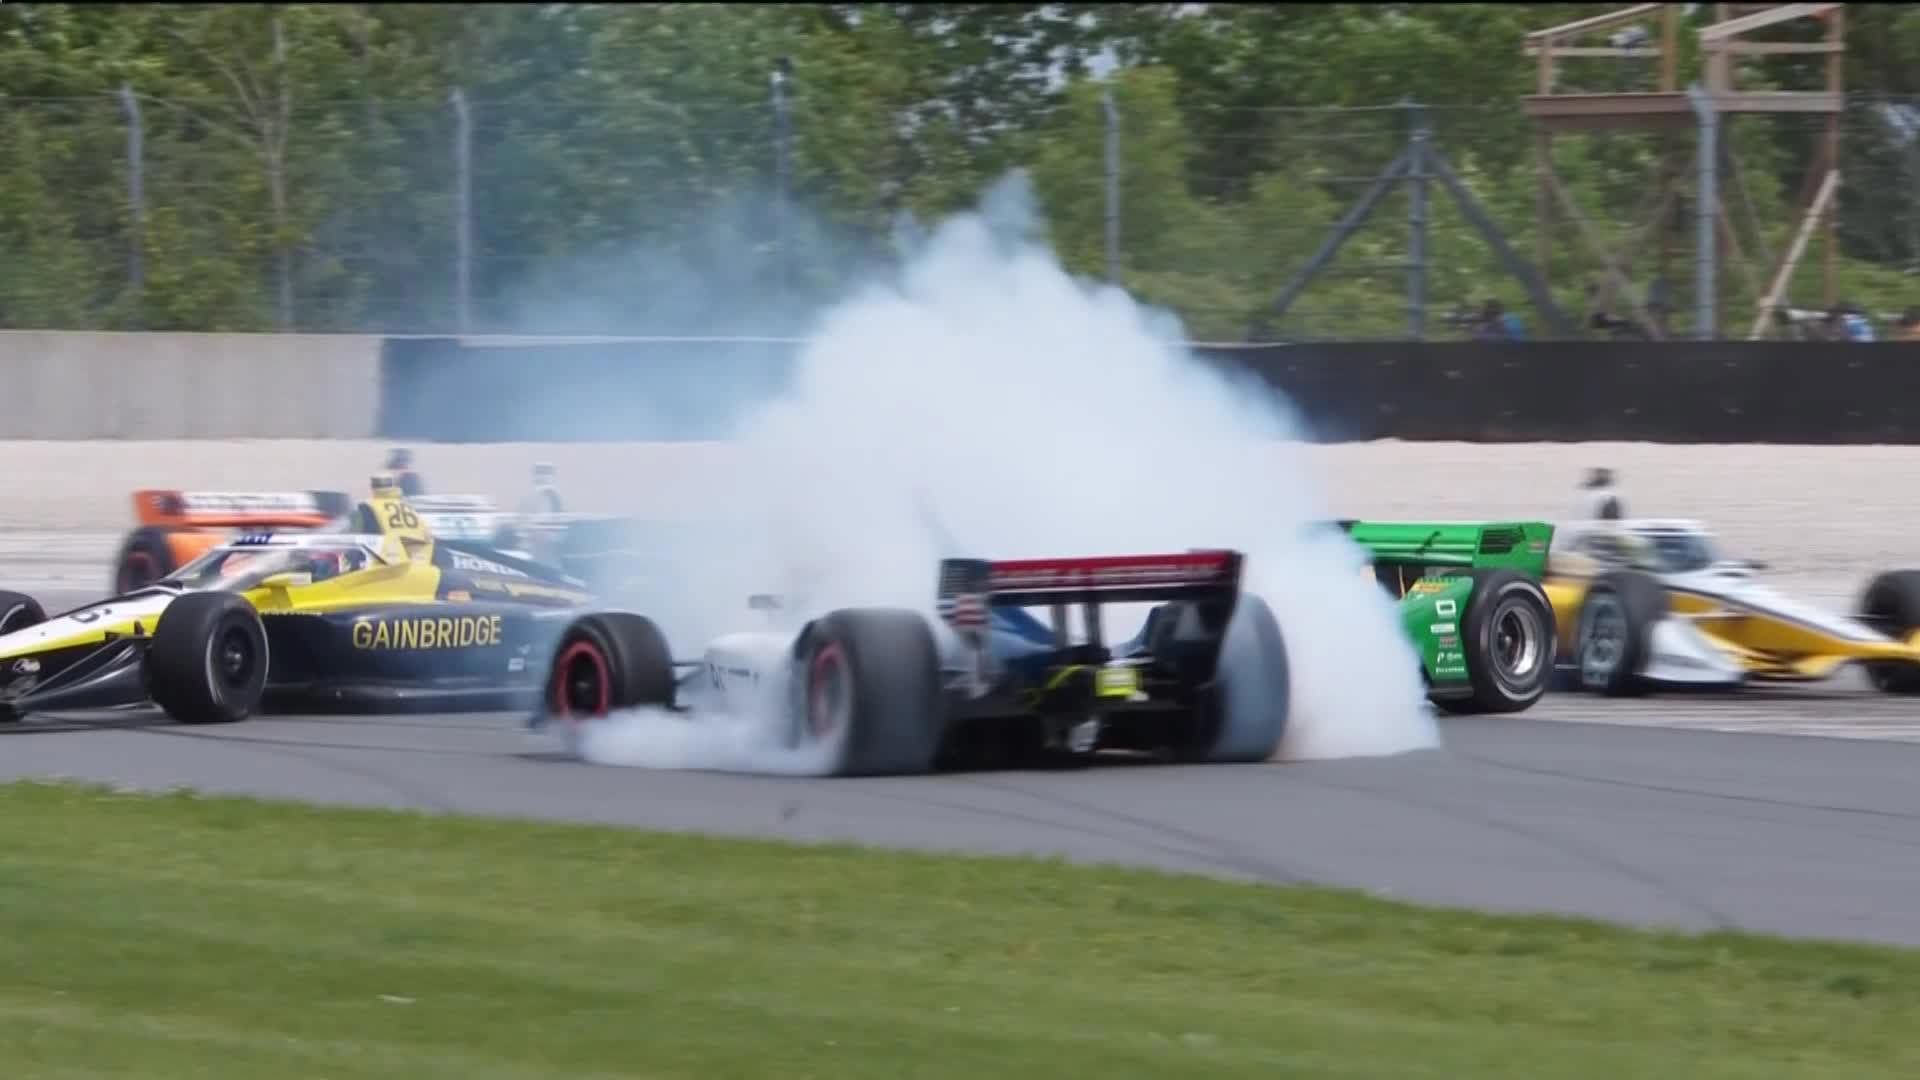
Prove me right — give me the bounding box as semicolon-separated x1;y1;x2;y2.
1335;520;1555;578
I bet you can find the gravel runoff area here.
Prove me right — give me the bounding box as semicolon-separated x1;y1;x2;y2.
4;439;1916;603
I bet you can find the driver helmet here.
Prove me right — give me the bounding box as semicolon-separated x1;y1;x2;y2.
369;472;402;499
307;550;343;582
1580;467;1624;520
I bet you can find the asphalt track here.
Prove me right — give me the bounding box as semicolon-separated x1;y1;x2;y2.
8;581;1920;951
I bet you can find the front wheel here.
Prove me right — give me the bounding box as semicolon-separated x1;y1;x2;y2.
1573;570;1667;697
145;592;270;724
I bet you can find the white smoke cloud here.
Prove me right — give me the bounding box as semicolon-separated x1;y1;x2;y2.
567;171;1439;772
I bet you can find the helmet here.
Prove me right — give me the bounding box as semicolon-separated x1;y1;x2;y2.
369;472;401;498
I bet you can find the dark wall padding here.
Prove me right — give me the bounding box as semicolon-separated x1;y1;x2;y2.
377;337;1920;444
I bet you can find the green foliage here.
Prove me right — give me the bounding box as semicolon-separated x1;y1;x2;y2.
0;2;1917;338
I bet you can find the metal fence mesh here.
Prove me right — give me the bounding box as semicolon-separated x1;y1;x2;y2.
3;86;1917;341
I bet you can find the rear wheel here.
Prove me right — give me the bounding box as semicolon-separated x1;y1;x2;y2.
545;613;676;724
114;527;179;594
1857;570;1920;693
145;592;269;724
794;608;946;777
1573;570;1667;697
1457;570;1555;714
1177;593;1291;763
0;590;45;636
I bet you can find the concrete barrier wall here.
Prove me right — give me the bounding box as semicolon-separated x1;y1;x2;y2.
0;331;383;439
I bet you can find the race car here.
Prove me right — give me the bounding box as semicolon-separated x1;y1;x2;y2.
2;478;612;724
532;549;1293;775
111;489;354;593
1543;516;1920;694
1338;520;1558;714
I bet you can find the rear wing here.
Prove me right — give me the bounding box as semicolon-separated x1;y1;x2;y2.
407;494;515;541
132;489;351;530
938;550;1244;616
1338;520;1554;575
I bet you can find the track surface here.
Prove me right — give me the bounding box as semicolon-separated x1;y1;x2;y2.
9;579;1920;950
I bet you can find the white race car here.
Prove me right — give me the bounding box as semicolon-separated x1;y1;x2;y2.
1544;516;1920;693
532;548;1294;776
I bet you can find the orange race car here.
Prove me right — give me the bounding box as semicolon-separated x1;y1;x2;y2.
110;489;354;594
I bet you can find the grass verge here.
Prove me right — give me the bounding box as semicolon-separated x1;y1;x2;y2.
0;778;1915;1079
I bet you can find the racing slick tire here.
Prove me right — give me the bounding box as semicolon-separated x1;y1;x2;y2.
145;592;270;724
1857;570;1920;693
1571;569;1667;697
793;608;947;777
113;526;179;595
0;590;46;636
1167;593;1291;763
545;613;677;723
1440;569;1555;714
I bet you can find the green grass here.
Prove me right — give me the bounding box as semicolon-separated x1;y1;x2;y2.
1;780;1917;1079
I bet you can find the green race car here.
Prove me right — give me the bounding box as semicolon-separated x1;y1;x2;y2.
1339;520;1557;714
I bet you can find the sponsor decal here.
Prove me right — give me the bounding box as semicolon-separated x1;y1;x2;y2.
446;590;472;603
235;533;279;546
708;662;761;689
502;581;590;602
1409;580;1447;595
352;614;504;651
450;551;529;579
1435;598;1458;616
178;491;317;513
1429;622;1456;635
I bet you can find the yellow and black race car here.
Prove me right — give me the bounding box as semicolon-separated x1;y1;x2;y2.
0;478;674;725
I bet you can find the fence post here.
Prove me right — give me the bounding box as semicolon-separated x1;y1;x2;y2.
1405;99;1429;341
451;88;473;335
1103;85;1121;285
1686;83;1718;340
771;56;793;302
117;85;146;325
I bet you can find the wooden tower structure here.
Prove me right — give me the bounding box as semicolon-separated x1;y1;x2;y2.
1522;3;1845;339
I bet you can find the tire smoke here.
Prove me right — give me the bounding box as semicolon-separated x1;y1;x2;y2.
567;172;1439;771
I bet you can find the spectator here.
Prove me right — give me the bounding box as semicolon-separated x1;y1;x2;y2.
384;448;426;497
1580;467;1625;521
1825;302;1876;343
1473;299;1528;342
517;462;564;515
1897;307;1920;341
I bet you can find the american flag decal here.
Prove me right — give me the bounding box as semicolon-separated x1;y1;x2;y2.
937;592;988;628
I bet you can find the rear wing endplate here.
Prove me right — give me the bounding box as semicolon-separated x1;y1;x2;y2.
133;489;351;530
